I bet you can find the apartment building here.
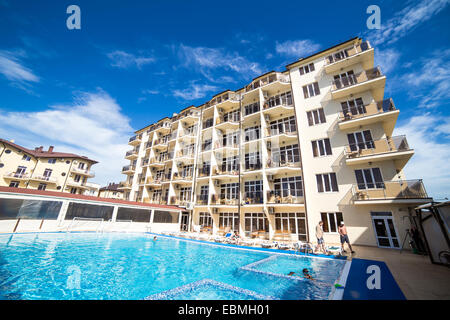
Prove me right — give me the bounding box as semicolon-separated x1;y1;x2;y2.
0;139;97;195
99;182;124;200
120;37;432;248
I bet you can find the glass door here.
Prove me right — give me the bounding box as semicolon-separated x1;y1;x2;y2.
180;212;189;231
371;212;400;248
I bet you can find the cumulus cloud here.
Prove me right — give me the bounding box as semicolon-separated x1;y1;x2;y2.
0;91;134;186
395;114;450;199
107;50;155;69
375;48;400;74
0;50;39;83
368;0;450;46
275;39;321;58
173;82;218;100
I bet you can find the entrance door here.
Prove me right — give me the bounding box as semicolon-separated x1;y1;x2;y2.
180;212;189;231
371;212;400;248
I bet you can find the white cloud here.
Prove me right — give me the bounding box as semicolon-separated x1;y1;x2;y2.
178;44;263;78
173;82;218;100
395;114;450;200
107;50;155;69
275;39;321;58
0;50;39;83
368;0;450;46
375;48;400;74
402;49;450;108
0;91;133;186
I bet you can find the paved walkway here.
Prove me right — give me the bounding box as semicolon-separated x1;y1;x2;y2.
344;245;450;300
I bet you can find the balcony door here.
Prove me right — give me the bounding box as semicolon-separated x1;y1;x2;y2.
334;70;355;88
347;130;374;152
371;212;400;248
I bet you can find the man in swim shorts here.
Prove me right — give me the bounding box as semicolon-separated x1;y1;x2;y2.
338;222;355;254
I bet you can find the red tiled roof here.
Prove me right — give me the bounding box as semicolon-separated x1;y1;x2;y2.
0;139;98;163
0;186;181;211
99;183;124;192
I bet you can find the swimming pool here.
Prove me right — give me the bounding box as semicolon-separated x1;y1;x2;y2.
0;232;346;300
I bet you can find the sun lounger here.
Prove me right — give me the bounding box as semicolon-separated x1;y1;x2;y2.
261;241;278;248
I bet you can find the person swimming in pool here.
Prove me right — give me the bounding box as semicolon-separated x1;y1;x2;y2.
287;268;314;280
153;236;157;241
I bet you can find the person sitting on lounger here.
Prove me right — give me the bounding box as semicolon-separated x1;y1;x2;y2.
232;231;240;239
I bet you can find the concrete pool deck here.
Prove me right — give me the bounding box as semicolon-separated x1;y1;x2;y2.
344;245;450;300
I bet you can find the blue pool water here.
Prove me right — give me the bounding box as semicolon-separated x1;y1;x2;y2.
0;232;346;300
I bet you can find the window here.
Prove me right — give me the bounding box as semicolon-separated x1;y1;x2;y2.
299;63;315;75
244;180;263;203
223;109;240;122
181;165;193;178
15;166;27;177
219;212;240;231
327;49;349;64
200;161;210;176
333;70;356;89
70;187;78;194
274;212;307;241
222;155;239;172
244;126;260;141
9;181;19;188
38;183;47;191
244;152;262;170
220;183;239;200
199;185;209;203
223;131;239;147
312;138;332;157
202;138;212;151
302;82;320;98
320;212;343;233
155;169;164;180
341;97;365;118
43;169;52;179
269;116;296;136
245;213;269;235
307;108;326;126
347;130;374;151
203;118;213;129
152;189;162;202
316;173;339;192
354;168;384;189
74;174;81;182
78;162;85;169
270;144;300;165
179;187;192;201
4;149;11;154
267;91;293;108
199;212;212;227
48;158;56;164
244;102;260;116
273;176;303;198
22;155;31;161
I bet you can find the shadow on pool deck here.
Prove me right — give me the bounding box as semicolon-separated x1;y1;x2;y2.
346;245;450;300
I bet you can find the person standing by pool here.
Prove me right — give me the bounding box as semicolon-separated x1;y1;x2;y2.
315;221;326;254
338;222;355;254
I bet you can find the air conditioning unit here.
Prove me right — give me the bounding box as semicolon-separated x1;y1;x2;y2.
213;208;218;214
267;141;272;150
218;108;224;113
263;91;269;99
214;180;220;186
267;174;273;181
186;202;194;210
268;207;274;214
265;114;270;122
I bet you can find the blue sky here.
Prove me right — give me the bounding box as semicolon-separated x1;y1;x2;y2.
0;0;449;198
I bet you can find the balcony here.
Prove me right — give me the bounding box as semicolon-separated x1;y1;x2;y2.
352;179;432;205
125;149;139;160
325;41;374;74
3;172;31;181
267;191;304;205
176;150;195;160
144;177;163;187
145;141;153;150
262;99;294;116
243;163;263;173
153;138;169;150
245;72;290;96
243;192;264;205
29;175;58;184
196;195;209;205
148;157;165;168
331;67;386;101
215;115;240;131
154;122;171;133
344;135;414;170
118;182;132;190
212;166;239;178
197;167;211;179
265;128;297;141
210;195;239;206
210;91;240;109
172;173;193;183
66;180;90;190
128;135;141;146
265;158;301;173
69;166;96;177
338;98;399;136
122;165;136;174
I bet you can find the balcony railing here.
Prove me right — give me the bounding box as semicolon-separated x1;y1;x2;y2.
70;167;95;177
353;179;429;201
266;128;297;138
244;163;263;171
326;41;371;65
266;158;300;168
243;192;264;204
145;141;153;149
177;150;195;158
122;165;135;172
216;114;240;125
339;98;396;122
212;166;239;175
246;73;290;92
210;92;240;106
129;135;141;143
345;135;411;159
332;67;383;91
198;167;211;177
196;195;209;205
267;191;304;204
211;195;239;205
173;173;193;181
262;99;293;110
